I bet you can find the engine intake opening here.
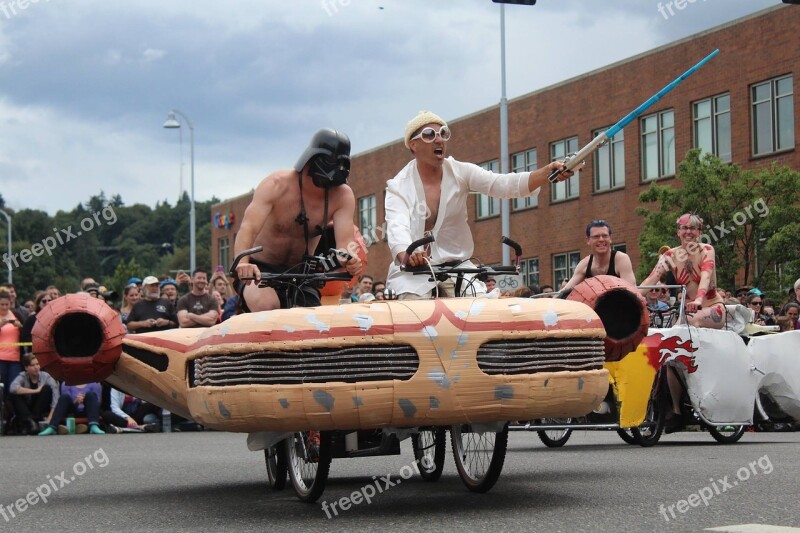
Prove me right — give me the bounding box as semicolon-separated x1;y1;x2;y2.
54;313;104;358
594;288;642;341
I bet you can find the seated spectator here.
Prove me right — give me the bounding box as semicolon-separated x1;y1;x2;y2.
374;288;385;301
9;354;60;435
39;381;105;435
539;285;555;297
509;286;533;298
102;388;160;433
645;286;670;311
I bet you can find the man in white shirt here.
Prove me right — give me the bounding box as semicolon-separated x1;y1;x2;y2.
384;111;576;299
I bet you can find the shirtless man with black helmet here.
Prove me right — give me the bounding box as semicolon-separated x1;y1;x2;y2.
234;128;363;311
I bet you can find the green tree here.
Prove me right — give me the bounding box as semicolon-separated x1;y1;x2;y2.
637;149;800;299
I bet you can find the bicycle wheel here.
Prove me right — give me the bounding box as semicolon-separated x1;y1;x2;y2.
707;424;747;444
632;394;665;447
411;428;446;481
451;423;508;493
286;430;332;503
616;429;637;445
265;443;288;490
536;418;573;448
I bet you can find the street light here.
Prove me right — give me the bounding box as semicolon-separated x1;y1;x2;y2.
493;0;537;264
163;110;196;274
0;208;10;283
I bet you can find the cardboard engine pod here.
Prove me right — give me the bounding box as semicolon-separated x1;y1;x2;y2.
33;283;648;433
32;294;126;384
566;275;649;362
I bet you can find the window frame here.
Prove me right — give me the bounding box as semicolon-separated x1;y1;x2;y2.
692;93;731;162
475;159;501;219
358;194;377;246
550;137;580;202
640;109;675;182
592;126;625;192
751;75;794;157
511;148;538;211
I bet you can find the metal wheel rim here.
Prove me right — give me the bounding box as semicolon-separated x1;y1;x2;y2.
288;433;318;495
541;418;572;441
454;425;495;482
416;430;438;473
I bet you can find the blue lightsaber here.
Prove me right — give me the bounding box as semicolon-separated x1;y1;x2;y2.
548;49;720;183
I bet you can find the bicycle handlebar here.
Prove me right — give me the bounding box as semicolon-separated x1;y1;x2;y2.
229;245;353;286
402;234;522;271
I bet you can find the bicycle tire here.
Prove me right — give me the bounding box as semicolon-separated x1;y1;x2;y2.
411;428;447;481
451;423;508;493
286;431;332;503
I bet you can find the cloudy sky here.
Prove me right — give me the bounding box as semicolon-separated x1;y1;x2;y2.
0;0;783;214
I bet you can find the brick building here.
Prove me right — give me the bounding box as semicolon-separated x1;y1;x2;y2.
212;5;798;290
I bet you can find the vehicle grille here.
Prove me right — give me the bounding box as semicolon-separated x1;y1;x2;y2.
477;338;605;375
191;344;419;386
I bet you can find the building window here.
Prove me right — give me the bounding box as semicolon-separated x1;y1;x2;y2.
593;127;625;191
693;93;731;162
476;160;501;219
553;251;580;289
550;137;579;202
358;194;377;246
752;75;794;156
641;110;675;181
511;148;538;210
612;243;627;254
218;237;229;270
519;257;539;288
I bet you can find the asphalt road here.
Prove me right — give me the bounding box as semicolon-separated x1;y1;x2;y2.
2;429;798;532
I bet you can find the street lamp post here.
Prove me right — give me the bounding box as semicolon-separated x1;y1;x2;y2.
163;110;196;274
493;0;536;265
0;208;10;283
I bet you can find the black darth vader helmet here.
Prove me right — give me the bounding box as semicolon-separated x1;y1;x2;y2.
294;128;351;188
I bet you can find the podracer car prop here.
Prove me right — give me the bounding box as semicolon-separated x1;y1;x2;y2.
31;276;648;433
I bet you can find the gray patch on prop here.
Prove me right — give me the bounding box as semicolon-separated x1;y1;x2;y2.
544;379;549;387
429;396;440;409
577;378;584;390
353;396;363;407
314;390;335;412
278;398;290;409
218;402;231;418
495;386;514;400
172;391;178;399
398;399;417;418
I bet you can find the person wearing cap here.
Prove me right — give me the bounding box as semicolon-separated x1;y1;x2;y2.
126;277;143;287
233;128;363;311
384;111;577;299
160;279;179;305
125;276;178;333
